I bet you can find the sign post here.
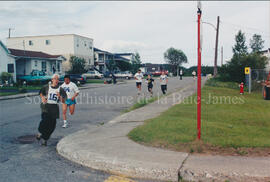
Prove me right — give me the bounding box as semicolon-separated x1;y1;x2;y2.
197;1;202;140
245;67;251;93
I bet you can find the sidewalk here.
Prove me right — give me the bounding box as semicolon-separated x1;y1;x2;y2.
57;80;270;182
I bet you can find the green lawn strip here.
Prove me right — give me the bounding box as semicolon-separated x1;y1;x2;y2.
0;92;19;96
0;85;42;90
128;82;270;149
86;79;104;84
122;96;158;113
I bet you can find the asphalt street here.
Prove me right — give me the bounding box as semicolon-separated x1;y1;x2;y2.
0;77;195;182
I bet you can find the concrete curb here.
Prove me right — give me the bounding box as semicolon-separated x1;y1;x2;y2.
56;81;198;182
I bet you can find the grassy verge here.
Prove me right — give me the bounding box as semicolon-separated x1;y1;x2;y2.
122;96;158;113
86;79;104;84
0;85;42;90
128;80;270;155
0;92;19;96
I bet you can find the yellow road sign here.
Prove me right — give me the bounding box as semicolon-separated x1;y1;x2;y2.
245;67;250;74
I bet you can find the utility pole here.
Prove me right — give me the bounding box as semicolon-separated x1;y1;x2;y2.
197;1;202;140
221;46;223;66
213;16;220;77
8;28;14;38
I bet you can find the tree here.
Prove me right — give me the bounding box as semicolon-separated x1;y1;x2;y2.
115;60;131;71
68;56;87;74
219;30;267;83
130;52;142;74
164;47;188;75
250;34;264;53
106;60;117;72
232;30;248;57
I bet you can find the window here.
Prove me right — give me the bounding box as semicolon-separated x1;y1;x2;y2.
7;64;14;73
57;62;60;72
35;60;38;67
89;42;92;49
76;39;79;47
41;61;47;72
84;41;87;47
29;40;33;46
45;40;50;45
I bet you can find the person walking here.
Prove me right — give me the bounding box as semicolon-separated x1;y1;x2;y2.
146;74;154;97
134;69;144;95
60;75;80;128
160;71;168;95
179;69;183;80
36;74;66;146
192;70;196;80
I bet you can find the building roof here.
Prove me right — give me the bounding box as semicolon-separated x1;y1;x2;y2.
8;34;93;40
9;48;63;59
94;47;114;55
0;40;11;54
260;48;270;54
114;53;134;56
114;54;130;62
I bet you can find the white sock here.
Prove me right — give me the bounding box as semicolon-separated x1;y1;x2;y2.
63;120;67;123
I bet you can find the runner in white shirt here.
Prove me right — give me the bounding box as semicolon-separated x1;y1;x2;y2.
60;75;79;128
160;71;168;95
134;69;144;95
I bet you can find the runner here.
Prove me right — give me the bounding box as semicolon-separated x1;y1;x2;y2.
146;74;154;97
60;75;80;128
134;69;144;95
36;74;66;146
160;71;168;95
192;70;196;80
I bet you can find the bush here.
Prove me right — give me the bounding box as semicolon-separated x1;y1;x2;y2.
0;72;13;84
18;88;27;93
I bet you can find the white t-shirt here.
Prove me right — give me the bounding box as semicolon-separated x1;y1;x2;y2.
47;86;60;104
160;75;168;85
134;73;143;83
61;82;79;99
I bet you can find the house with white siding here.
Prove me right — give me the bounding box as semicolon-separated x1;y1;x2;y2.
0;40;65;83
6;34;94;72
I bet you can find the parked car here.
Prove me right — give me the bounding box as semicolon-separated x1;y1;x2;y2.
60;74;86;85
82;70;103;79
114;71;133;79
17;70;55;84
152;70;169;76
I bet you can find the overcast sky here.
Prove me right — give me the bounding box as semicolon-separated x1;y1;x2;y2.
0;1;269;67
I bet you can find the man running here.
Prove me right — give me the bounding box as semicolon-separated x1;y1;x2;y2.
146;74;154;97
160;71;168;95
36;74;66;146
134;69;144;95
61;75;79;128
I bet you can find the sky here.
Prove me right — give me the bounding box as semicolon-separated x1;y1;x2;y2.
0;1;269;68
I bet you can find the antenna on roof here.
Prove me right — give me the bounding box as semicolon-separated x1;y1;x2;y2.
8;28;14;38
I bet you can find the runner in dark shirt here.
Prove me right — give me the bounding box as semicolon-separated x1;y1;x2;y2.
146;75;154;97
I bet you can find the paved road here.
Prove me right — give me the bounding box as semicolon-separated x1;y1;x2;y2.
0;77;195;182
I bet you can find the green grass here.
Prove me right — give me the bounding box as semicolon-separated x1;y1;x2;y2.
0;92;19;96
122;96;158;113
86;79;104;84
128;80;270;149
0;85;42;90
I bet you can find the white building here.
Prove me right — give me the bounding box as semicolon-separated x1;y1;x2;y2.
0;41;16;82
6;34;94;72
0;40;65;83
262;48;270;71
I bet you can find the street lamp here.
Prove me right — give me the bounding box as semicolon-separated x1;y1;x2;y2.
202;16;220;77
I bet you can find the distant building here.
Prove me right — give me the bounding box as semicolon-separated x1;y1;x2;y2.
9;48;65;77
6;34;94;72
261;48;270;71
114;53;135;64
0;41;16;82
0;40;64;83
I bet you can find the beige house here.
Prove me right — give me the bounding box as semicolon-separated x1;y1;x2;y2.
262;48;270;71
6;34;94;73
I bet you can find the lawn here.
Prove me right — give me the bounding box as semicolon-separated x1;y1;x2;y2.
0;92;19;96
122;96;158;113
128;80;270;155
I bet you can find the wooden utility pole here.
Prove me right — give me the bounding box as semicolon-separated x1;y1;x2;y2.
213;16;220;77
221;46;223;66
